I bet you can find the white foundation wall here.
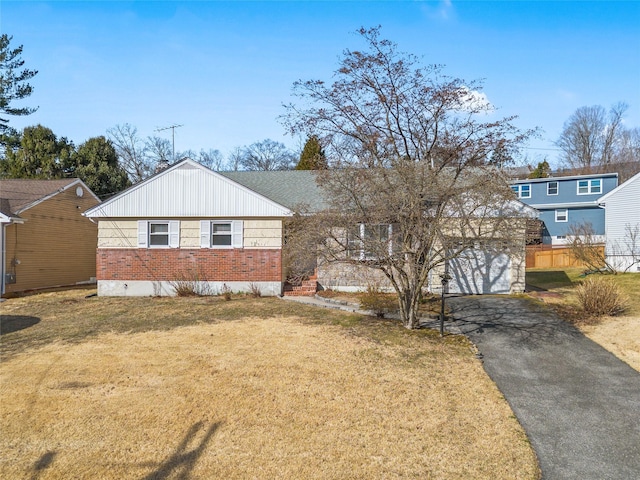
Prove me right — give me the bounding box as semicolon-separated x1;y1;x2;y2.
97;280;283;297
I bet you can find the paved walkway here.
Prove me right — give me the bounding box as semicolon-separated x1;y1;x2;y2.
448;296;640;480
280;294;458;333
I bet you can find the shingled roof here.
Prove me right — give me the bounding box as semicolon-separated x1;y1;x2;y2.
220;170;328;212
0;179;88;214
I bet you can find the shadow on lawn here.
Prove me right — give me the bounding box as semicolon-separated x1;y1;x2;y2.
30;451;56;480
141;421;222;480
0;315;40;335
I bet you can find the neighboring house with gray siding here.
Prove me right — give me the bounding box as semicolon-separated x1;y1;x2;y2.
598;171;640;272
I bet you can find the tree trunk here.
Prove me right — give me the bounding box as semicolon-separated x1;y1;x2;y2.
398;288;422;329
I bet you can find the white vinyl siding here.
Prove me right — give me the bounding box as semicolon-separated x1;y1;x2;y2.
200;220;244;248
601;173;640;271
87;161;291;218
138;220;179;248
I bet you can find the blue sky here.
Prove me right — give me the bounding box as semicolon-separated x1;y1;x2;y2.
2;0;639;167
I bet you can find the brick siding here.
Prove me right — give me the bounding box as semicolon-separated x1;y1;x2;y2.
97;248;282;282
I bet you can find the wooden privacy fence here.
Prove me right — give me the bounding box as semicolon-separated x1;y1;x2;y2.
526;245;605;269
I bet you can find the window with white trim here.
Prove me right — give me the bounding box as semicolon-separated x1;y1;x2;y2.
511;184;531;199
555;209;568;222
200;220;243;248
577;179;602;195
547;181;558;195
137;220;180;248
347;224;393;260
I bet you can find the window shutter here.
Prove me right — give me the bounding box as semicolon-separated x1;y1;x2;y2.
169;221;180;248
200;221;210;248
137;221;148;248
232;220;243;248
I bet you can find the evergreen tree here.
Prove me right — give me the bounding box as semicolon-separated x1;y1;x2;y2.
295;135;327;170
1;125;73;178
528;160;551;178
0;34;38;139
72;136;131;198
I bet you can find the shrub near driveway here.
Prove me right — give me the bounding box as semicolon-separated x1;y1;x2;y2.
526;268;640;371
0;290;538;479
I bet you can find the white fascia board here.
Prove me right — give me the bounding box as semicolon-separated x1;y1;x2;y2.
510;172;618;185
597;171;640;205
529;201;601;209
0;215;25;224
16;178;100;214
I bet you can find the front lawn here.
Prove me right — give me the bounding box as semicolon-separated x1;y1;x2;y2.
0;290;538;479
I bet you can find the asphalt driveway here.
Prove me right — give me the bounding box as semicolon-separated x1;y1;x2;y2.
448;296;640;480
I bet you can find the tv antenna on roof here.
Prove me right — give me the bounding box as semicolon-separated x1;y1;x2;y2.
155;124;183;161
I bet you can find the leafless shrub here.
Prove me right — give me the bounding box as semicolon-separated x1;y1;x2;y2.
220;283;233;301
567;222;613;273
575;276;628;317
248;282;262;298
359;284;397;318
169;268;213;297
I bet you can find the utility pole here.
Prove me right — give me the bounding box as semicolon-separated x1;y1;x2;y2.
155;124;183;161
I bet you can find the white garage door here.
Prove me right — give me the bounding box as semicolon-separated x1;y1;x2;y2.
446;249;511;294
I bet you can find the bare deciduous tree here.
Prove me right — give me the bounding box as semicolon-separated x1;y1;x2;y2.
107;123;153;183
145;135;173;166
238;139;294;171
569;221;640;274
282;27;533;329
567;222;612;272
555;103;635;174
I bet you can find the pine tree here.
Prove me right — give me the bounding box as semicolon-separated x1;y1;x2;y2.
0;35;38;138
529;160;551;178
295;135;327;170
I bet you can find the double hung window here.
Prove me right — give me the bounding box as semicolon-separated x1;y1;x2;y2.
577;179;601;195
511;184;531;199
138;221;180;248
200;220;243;248
547;182;558;195
555;209;568;222
347;224;393;260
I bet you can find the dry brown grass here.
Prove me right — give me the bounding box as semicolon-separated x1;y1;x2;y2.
578;316;640;372
526;269;640;372
1;290;538;479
